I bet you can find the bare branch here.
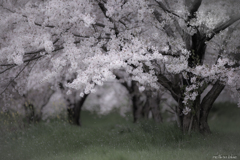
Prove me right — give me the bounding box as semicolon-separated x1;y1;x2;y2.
207;15;240;41
34;22;55;28
0;4;15;13
25;38;59;55
94;22;105;28
157;73;181;101
1;55;43;67
73;34;111;40
25;48;45;55
98;2;119;36
154;0;181;19
0;61;30;95
24;55;43;63
0;65;16;74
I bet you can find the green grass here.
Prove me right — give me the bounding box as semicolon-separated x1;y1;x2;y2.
0;102;240;160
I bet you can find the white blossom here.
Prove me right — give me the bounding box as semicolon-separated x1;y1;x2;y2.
183;107;191;115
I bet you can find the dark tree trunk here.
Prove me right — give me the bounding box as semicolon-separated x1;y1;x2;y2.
132;93;140;123
23;103;42;124
188;31;207;68
182;111;192;134
151;100;163;123
67;94;88;126
187;29;224;135
181;95;201;134
132;96;147;123
145;91;162;123
117;73;163;123
58;82;88;126
24;103;35;124
179;81;225;134
199;81;225;134
131;81;148;123
130;81;139;123
180;29;208;134
121;80;146;123
141;96;151;119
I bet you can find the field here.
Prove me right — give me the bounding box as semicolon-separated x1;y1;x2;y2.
0;102;240;160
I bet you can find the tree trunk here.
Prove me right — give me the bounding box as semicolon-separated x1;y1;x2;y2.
23;102;42;124
132;93;141;123
179;81;225;134
24;102;35;124
132;92;147;123
150;99;162;123
181;96;201;134
67;94;88;126
182;112;192;134
145;91;162;123
119;78;162;123
126;80;147;123
199;81;225;134
184;95;201;134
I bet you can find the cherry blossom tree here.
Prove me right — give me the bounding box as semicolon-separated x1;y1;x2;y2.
0;0;240;134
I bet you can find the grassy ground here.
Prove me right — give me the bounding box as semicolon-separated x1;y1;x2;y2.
0;102;240;160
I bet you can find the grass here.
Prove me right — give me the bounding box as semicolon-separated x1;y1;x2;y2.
0;102;240;160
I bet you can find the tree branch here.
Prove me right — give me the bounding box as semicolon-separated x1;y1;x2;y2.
98;2;119;36
207;15;240;41
0;65;16;74
154;0;181;19
0;4;15;13
0;60;30;95
34;22;55;28
200;80;225;107
157;73;181;102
